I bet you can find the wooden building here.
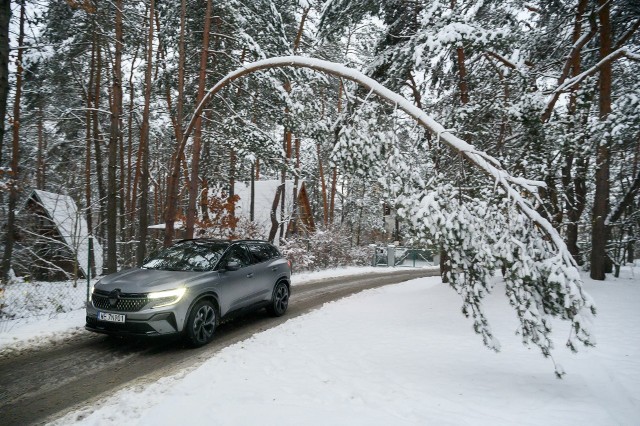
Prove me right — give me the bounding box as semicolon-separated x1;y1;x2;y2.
18;190;103;280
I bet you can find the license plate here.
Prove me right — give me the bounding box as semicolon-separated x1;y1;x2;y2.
97;312;126;323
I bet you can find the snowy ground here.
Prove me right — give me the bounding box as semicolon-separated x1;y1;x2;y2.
40;267;638;426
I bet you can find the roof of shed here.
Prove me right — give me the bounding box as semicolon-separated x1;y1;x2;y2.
28;190;103;276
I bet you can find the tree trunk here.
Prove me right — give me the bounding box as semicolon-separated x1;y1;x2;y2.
200;177;209;222
280;126;292;240
455;46;470;105
163;0;187;246
329;169;337;224
276;8;308;240
287;137;301;237
123;42;142;264
268;185;283;243
136;0;154;265
0;0;10;173
441;0;471;283
123;45;139;267
562;0;589;264
250;162;255;222
565;154;588;263
185;0;213;239
92;38;107;241
229;148;236;233
329;83;343;225
106;0;124;274
37;104;46;189
84;38;96;276
1;0;24;283
317;143;328;227
590;0;612;280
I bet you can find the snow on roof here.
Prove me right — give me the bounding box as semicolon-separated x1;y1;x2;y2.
29;190;103;277
233;180;303;234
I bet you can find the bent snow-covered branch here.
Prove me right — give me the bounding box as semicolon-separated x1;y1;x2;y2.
174;56;596;375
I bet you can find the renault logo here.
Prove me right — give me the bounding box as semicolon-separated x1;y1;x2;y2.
108;289;121;307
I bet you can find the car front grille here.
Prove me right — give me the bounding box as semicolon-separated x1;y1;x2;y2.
92;291;149;312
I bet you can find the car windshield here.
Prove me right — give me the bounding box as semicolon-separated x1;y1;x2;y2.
142;241;228;272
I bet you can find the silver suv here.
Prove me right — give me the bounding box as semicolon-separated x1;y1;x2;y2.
85;239;291;346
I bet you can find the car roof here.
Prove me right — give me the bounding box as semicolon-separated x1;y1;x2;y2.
175;238;273;245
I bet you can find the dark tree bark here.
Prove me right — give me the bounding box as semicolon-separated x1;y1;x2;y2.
268;185;284;243
136;0;154;265
84;39;96;277
250;162;255;222
590;0;612;280
317;142;328;227
329;83;343;226
106;0;124;274
1;0;24;283
36;105;46;189
92;38;107;241
185;0;213;239
287;137;301;237
561;0;590;264
163;0;188;246
280;126;292;240
0;0;10;170
229;148;236;232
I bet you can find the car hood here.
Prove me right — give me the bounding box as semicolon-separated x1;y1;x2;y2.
95;268;213;293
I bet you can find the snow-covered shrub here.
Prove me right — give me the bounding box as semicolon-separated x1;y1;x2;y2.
281;227;371;271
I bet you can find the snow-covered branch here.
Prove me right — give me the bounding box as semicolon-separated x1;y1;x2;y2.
607;169;640;225
181;57;596;369
485;51;518;70
184;56;575;268
541;15;597;122
552;48;639;95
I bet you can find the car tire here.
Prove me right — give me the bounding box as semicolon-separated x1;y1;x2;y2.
267;281;289;317
186;299;218;347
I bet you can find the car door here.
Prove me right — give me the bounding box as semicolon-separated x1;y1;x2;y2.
247;243;282;302
216;244;262;314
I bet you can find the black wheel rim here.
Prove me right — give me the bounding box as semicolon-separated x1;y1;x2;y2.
274;284;289;314
193;305;215;343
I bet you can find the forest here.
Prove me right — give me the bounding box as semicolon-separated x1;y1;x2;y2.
0;0;638;290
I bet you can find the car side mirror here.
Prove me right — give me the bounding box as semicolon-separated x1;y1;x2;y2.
222;260;241;272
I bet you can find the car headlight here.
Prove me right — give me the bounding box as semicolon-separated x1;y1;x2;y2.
148;288;187;308
90;280;99;296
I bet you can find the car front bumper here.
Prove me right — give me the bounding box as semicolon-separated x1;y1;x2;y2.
85;301;187;337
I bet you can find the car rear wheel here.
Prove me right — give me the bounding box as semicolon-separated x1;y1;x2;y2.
186;300;218;347
267;281;289;317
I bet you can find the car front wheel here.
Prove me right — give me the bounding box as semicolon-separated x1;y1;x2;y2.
267;281;289;317
186;300;218;347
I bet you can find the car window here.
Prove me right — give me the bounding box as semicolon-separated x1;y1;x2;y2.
266;244;281;259
142;241;227;271
221;245;252;268
247;243;272;264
